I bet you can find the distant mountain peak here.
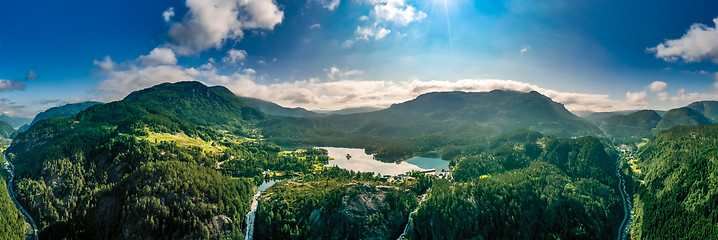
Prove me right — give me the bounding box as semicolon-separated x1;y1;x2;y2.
656;107;713;130
30;101;103;126
686;100;718;122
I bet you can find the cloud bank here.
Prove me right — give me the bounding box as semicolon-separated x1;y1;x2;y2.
649;17;718;63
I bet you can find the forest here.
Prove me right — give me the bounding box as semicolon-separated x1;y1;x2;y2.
629;124;718;239
1;81;717;239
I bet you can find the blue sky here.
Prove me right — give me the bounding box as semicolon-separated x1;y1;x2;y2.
2;0;718;118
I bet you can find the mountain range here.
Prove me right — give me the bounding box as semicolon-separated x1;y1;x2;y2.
4;81;718;239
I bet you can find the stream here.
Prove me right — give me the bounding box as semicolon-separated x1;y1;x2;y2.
397;189;430;240
615;156;633;240
4;153;39;240
244;180;278;240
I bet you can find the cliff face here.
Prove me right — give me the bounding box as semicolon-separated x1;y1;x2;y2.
255;182;418;240
306;184;409;240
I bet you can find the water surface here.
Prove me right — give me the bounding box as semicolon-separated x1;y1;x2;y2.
323;147;449;176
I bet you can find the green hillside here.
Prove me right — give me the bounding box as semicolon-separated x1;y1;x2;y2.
686;100;718;122
4;81;321;239
240;97;323;118
409;133;621;239
655;107;712;130
599;110;661;139
29;101;102;126
0;121;15;139
630;124;718;239
0;179;25;240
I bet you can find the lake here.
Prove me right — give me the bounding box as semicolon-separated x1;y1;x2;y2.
322;147;449;176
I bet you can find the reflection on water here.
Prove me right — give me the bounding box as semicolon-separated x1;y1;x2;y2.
322;147;449;176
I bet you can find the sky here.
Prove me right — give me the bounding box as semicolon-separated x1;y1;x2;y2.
2;0;718;118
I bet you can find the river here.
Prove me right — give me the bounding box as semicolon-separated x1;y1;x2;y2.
243;180;279;240
615;156;633;240
3;153;39;240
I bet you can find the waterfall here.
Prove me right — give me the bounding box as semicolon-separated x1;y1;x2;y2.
243;191;262;240
243;180;278;240
397;189;430;240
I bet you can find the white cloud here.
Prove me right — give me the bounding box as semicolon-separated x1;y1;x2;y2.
657;92;669;101
324;66;364;80
167;0;284;55
649;81;667;92
341;40;354;48
93;56;117;71
372;0;427;26
0;79;25;92
648;17;718;63
223;49;248;64
163;7;175;22
95;49;194;99
315;0;341;11
138;47;177;66
310;23;321;29
520;47;530;54
647;80;718;104
348;0;425;44
356;26;391;40
97;65;194;100
26;70;37;80
625;91;648;108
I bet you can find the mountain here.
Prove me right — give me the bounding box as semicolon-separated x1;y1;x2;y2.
4;81;292;239
655;107;712;130
0;115;31;129
578;110;637;124
29;101;102;126
410;134;621;239
0;179;25;240
316;107;384;115
0;121;15;139
261;90;601;161
122;81;264;126
686;100;718;122
341;90;599;138
599;110;662;138
240;97;323;118
630;124;718;239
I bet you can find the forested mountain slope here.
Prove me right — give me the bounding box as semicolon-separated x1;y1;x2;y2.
599;110;661;139
408;132;622;239
630;124;718;239
29;101;102;126
4;81;310;239
655;107;712;130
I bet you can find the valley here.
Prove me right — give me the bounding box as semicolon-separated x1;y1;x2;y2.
0;81;716;239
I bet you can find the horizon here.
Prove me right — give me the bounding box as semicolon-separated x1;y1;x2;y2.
3;0;718;118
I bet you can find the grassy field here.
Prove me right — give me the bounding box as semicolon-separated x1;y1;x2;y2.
138;132;224;153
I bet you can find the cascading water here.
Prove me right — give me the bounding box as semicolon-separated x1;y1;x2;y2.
397;189;430;240
244;180;278;240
